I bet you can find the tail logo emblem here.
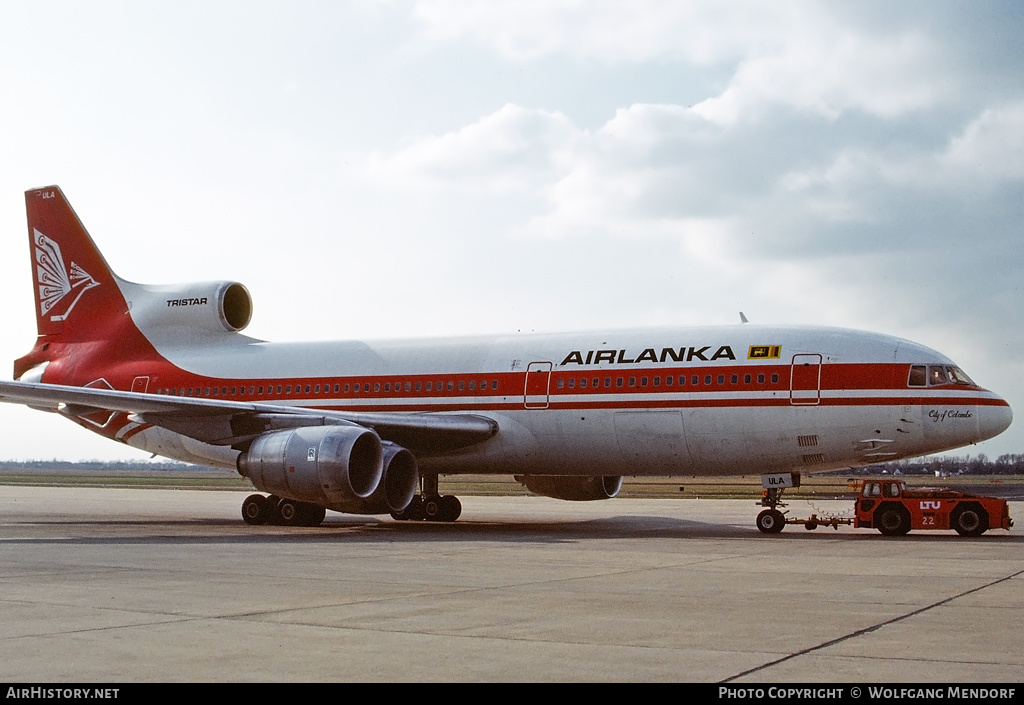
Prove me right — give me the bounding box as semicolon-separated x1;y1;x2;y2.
33;229;100;321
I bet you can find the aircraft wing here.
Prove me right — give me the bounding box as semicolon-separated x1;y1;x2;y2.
0;380;498;453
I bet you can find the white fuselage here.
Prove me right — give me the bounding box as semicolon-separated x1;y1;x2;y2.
118;324;1012;476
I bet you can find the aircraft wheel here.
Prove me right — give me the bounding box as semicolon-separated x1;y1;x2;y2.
805;521;818;531
876;505;911;536
392;496;424;521
275;499;303;526
241;494;270;525
951;504;987;537
438;495;462;522
422;496;442;521
756;509;785;534
299;503;326;527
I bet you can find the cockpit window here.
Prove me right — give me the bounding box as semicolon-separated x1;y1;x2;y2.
928;365;949;386
908;364;976;387
908;365;926;387
946;367;975;385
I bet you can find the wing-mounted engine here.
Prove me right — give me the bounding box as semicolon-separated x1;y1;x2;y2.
123;280;254;340
237;426;384;507
330;442;420;515
517;475;623;501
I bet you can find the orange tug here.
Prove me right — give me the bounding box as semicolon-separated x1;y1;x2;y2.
854;479;1013;537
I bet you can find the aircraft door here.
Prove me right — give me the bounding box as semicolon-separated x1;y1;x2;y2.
524;361;552;409
790;354;822;405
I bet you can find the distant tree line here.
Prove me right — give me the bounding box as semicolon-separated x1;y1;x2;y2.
858;454;1024;476
3;454;1023;476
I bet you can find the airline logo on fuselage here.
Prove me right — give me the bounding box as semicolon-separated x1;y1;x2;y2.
560;346;736;366
33;229;100;322
748;345;782;359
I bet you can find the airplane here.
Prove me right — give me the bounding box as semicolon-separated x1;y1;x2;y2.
0;186;1013;532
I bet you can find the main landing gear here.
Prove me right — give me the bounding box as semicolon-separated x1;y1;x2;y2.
391;474;462;523
242;494;327;527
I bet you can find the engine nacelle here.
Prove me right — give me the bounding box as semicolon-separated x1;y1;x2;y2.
126;280;254;336
237;426;383;506
518;475;623;501
330;442;419;515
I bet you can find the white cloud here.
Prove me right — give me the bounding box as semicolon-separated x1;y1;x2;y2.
366;104;578;193
412;0;781;64
413;1;951;123
692;30;943;124
940;102;1024;182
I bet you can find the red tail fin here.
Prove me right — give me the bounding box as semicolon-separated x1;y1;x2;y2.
16;186;131;377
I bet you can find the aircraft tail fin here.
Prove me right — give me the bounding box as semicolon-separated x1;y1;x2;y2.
16;186;131;377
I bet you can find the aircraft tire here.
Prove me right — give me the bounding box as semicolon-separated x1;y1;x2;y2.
392;496;425;521
756;509;785;534
438;495;462;522
422;496;442;521
875;504;911;536
275;499;303;526
242;494;270;525
300;503;327;527
951;504;987;537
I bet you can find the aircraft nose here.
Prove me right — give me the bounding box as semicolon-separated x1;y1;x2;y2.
977;400;1013;443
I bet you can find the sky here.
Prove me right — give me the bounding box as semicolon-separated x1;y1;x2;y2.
0;0;1021;462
